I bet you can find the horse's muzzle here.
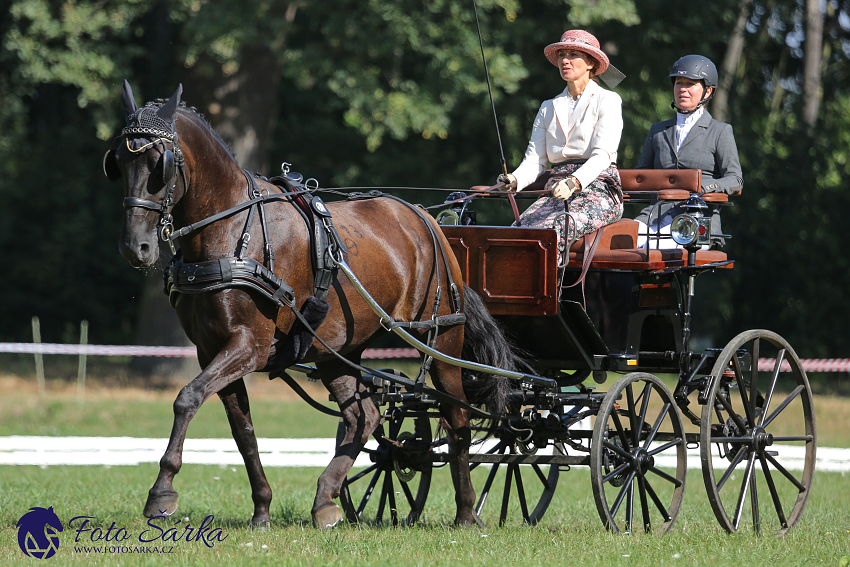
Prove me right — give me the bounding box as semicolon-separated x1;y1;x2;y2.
119;230;159;268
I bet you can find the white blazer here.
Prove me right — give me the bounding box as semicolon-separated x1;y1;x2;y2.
512;79;623;191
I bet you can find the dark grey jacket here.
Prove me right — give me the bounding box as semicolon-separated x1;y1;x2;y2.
633;110;743;245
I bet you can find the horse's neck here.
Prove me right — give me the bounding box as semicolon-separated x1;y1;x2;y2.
175;118;254;260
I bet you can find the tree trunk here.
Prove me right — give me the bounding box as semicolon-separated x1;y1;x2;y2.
181;44;281;173
803;0;824;133
713;0;753;122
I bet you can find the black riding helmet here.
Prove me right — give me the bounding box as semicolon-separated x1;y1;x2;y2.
669;54;717;114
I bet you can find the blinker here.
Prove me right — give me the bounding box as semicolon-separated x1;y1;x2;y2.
103;149;121;182
161;149;175;184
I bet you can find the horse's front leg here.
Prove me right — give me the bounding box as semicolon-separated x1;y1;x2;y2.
143;334;261;519
311;359;380;528
217;379;272;528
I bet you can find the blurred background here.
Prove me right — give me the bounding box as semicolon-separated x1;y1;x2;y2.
1;0;848;383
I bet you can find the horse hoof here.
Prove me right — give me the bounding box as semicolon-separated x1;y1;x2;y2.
312;504;343;529
455;512;486;529
251;519;270;532
143;491;179;518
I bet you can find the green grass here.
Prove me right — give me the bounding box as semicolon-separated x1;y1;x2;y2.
1;372;849;565
3;367;847;447
0;465;848;566
0;373;341;439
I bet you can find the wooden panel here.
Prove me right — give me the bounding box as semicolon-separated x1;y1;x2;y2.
441;226;558;316
479;239;547;303
448;237;471;286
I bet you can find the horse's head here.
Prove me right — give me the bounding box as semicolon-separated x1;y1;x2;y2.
104;80;185;268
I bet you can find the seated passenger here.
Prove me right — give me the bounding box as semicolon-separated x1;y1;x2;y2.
499;29;625;265
634;55;743;249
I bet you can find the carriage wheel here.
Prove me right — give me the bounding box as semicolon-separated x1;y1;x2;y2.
337;404;433;526
590;373;687;534
471;431;562;526
700;330;816;535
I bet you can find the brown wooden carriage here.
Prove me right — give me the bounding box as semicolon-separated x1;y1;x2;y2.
339;170;816;535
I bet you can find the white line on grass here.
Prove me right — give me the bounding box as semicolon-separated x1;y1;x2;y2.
0;436;845;471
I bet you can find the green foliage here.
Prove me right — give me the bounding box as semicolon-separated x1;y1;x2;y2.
0;0;848;359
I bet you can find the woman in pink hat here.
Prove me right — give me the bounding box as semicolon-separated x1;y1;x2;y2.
499;30;624;264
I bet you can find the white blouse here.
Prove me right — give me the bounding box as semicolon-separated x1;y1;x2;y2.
675;107;704;152
511;79;623;191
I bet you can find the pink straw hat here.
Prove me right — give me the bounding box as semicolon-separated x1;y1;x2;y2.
544;30;610;76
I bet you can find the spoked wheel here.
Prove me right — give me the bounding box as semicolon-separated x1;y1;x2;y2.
590;373;687;534
471;435;563;527
700;330;816;535
338;403;434;526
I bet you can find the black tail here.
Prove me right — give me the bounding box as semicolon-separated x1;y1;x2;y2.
461;285;534;426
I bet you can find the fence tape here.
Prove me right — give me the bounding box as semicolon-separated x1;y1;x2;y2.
0;342;420;360
2;343;849;370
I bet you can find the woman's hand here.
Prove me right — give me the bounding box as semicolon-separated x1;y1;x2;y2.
552;176;581;200
497;173;518;191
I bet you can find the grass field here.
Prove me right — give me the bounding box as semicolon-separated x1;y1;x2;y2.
1;372;849;566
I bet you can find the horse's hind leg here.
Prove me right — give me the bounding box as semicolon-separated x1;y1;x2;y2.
432;359;481;527
311;359;380;528
217;379;272;528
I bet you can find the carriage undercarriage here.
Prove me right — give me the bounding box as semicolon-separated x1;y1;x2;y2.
333;197;816;537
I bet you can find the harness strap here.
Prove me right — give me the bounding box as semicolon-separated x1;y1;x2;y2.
165;254;296;309
560;225;606;309
386;313;467;330
376;193;462;315
167;186;315;242
282;300;499;420
507;192;522;225
273;372;342;418
270;175;348;300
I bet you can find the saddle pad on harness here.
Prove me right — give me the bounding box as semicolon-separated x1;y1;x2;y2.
269;175;347;300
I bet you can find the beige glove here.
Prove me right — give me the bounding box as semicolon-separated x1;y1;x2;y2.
552;176;581;201
497;173;517;192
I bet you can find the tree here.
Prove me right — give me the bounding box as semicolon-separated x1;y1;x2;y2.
803;0;825;131
2;0;849;366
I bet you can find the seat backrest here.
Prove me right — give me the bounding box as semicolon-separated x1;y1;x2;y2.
619;169;701;193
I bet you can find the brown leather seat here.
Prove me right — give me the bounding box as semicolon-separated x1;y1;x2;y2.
567;219;730;270
569;219;639;252
620;169;702;195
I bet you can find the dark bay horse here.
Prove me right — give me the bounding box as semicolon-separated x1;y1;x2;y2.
104;81;517;528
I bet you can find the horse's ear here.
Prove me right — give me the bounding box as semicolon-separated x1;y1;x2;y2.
156;84;183;122
121;80;138;117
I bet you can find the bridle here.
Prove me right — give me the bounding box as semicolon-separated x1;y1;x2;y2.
103;105;186;254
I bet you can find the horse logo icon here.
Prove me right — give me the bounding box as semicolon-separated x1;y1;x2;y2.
16;506;63;559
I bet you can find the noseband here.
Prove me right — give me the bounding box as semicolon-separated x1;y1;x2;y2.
104;105;186;253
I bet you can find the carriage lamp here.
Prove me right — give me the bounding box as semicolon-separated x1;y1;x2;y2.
670;196;711;249
437;192;477;225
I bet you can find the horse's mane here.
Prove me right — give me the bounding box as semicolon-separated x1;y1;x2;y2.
148;98;236;158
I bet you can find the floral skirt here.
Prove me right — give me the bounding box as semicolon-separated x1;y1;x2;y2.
515;162;623;262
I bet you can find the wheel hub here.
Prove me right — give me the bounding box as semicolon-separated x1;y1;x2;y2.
751;427;774;453
633;447;655;476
